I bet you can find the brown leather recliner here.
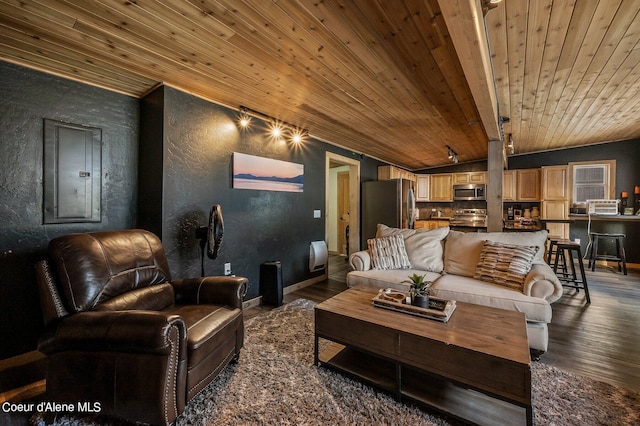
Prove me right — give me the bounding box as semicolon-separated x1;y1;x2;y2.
35;229;247;425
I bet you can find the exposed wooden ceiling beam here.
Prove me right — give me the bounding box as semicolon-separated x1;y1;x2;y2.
437;0;501;141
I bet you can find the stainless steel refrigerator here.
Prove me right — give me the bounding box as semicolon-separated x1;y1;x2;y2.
361;179;416;248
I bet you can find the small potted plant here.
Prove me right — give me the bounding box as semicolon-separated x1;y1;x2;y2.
404;273;433;308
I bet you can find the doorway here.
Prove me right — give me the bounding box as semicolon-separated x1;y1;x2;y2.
336;171;349;255
325;152;360;265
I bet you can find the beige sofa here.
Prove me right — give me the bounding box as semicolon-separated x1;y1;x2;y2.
347;225;563;355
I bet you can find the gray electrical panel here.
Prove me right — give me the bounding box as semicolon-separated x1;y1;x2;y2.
43;119;102;223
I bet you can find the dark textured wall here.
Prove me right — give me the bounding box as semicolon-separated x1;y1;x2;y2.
140;86;372;300
0;62;139;359
138;87;165;237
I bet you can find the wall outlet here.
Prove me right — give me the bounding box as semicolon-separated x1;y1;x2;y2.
224;262;232;275
574;238;581;245
313;209;321;218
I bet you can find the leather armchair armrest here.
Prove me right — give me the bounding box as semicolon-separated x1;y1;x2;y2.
349;250;371;271
38;310;187;356
523;263;563;303
171;276;248;309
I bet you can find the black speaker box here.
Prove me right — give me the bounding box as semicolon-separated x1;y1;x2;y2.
260;261;283;307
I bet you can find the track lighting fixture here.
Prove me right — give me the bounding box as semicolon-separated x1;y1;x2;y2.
481;0;502;16
446;145;458;163
237;106;308;145
506;134;515;155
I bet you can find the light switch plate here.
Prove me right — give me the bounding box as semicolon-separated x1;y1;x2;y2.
314;210;321;218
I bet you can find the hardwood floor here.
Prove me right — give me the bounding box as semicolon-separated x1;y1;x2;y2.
251;255;640;393
545;265;640;392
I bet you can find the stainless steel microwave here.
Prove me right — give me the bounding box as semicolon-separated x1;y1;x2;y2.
453;183;486;201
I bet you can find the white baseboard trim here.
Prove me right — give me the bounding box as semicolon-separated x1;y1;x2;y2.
243;296;262;310
284;273;328;295
243;272;328;309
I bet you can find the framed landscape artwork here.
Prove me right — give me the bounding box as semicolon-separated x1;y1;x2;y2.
233;152;304;193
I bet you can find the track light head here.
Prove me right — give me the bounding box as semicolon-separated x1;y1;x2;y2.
446;145;458;163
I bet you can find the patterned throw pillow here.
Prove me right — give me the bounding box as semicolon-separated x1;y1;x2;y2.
474;240;538;292
368;235;411;270
376;224;449;272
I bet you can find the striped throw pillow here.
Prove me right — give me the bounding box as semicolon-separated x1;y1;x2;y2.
474;241;538;292
368;235;411;270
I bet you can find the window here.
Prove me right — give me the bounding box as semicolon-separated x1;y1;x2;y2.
569;160;615;205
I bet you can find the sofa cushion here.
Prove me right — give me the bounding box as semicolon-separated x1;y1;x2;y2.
368;235;411;270
347;269;442;293
474;241;538;292
377;224;448;272
432;274;552;323
444;230;548;277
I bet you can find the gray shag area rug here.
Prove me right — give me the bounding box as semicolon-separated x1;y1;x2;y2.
32;299;640;425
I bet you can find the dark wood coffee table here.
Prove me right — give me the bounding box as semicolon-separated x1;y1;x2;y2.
314;288;532;426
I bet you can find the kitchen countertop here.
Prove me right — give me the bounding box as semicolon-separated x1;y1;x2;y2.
417;214;640;225
569;214;640;220
503;220;542;231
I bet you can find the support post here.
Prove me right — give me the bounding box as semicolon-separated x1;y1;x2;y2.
487;139;505;232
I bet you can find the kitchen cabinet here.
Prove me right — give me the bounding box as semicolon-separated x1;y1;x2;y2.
429;174;453;201
503;170;517;201
516;169;541;201
416;175;429;201
541;201;569;239
453;172;486;184
470;172;487;183
504;169;541;202
541;165;570;238
378;165;416;182
415;219;450;230
415;220;427;229
541;165;569;200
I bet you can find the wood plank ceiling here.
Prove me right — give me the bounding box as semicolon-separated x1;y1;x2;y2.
0;0;639;170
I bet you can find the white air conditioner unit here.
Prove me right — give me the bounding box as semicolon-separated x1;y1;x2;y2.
586;199;619;216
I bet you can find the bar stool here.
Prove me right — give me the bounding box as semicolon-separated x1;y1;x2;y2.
553;241;590;304
547;236;569;274
587;233;627;275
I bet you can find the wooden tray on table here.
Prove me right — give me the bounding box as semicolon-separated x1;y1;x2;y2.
372;289;456;322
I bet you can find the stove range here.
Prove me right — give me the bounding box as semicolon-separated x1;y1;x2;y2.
450;208;487;228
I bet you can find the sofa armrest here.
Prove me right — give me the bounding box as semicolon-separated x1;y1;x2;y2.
523;263;563;303
349;250;371;271
38;310;187;356
172;276;248;309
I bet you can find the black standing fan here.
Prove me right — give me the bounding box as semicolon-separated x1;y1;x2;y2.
196;204;224;276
